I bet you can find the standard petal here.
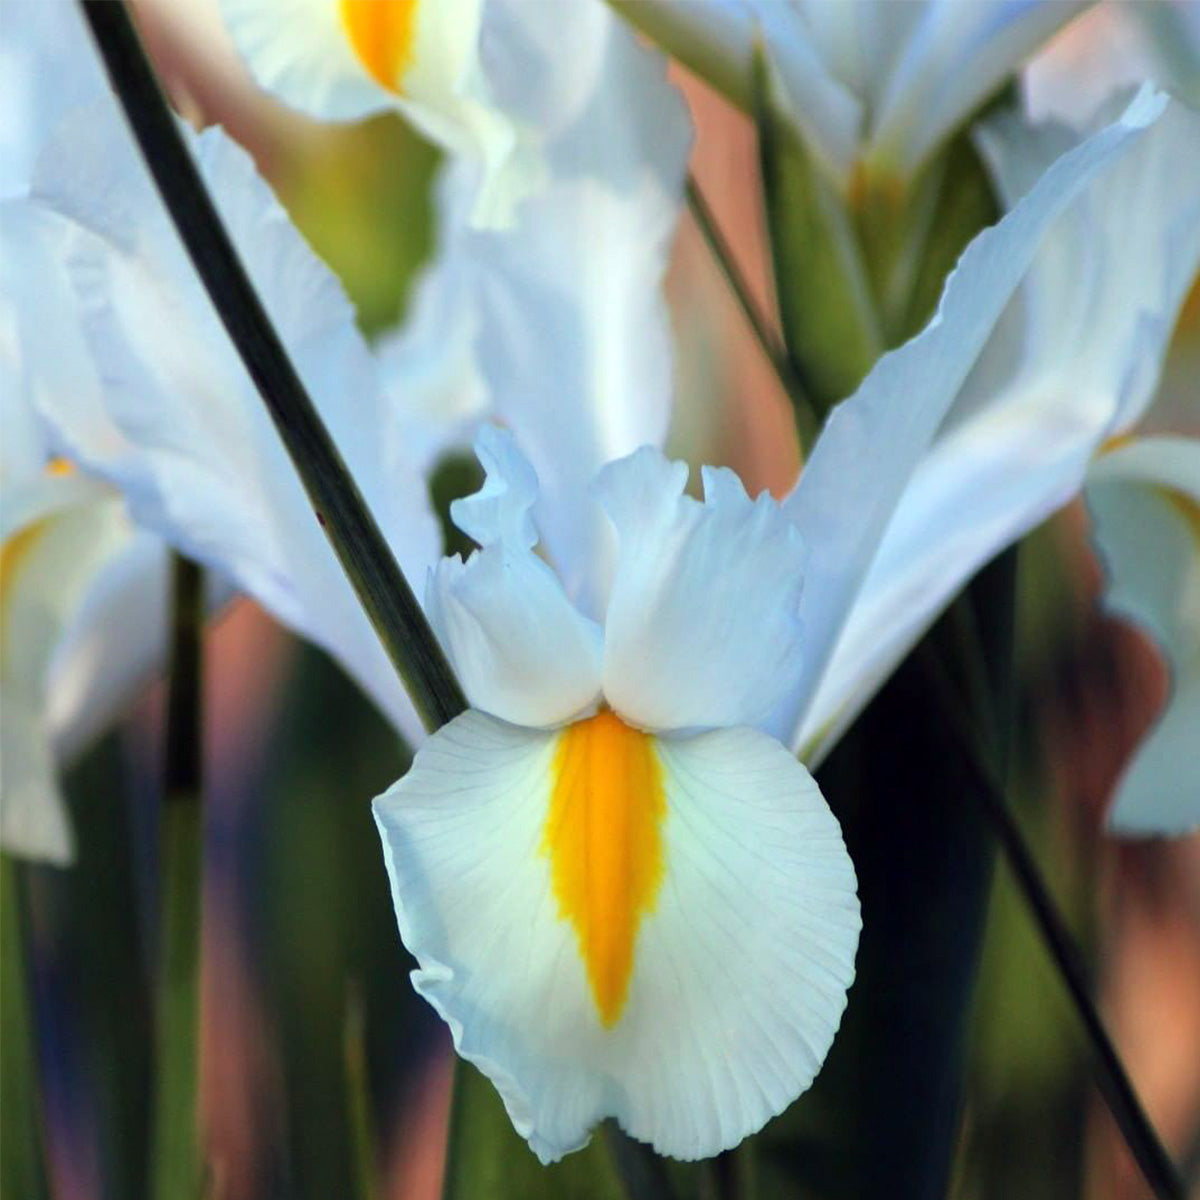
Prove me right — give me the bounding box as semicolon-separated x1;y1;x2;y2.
1086;436;1200;836
867;0;1089;179
373;710;858;1162
599;448;808;734
778;85;1172;756
466;5;691;612
31;109;440;746
790;90;1200;761
428;427;602;728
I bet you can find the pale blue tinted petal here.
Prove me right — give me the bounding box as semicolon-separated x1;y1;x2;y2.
599;448;808;733
430;428;603;728
31;110;441;744
1088;436;1200;836
373;712;858;1161
779;86;1171;754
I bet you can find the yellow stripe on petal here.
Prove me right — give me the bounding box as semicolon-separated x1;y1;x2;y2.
340;0;419;93
543;710;666;1028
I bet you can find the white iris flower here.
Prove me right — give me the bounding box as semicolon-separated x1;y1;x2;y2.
370;88;1177;1161
15;0;1183;1162
615;0;1091;187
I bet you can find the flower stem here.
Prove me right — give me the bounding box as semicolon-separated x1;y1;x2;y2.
685;175;819;451
152;555;206;1200
78;0;467;734
0;855;49;1200
919;637;1186;1200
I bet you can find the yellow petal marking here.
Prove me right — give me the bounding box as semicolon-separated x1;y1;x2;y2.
543;710;667;1028
339;0;419;93
1;460;74;625
1159;487;1200;551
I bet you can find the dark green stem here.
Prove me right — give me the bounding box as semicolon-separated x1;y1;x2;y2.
685;175;819;450
152;555;206;1200
344;985;382;1200
78;0;466;733
919;636;1186;1200
0;856;49;1200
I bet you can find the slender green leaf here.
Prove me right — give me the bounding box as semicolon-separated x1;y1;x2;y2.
442;1067;629;1200
0;856;49;1200
152;556;206;1200
754;50;883;416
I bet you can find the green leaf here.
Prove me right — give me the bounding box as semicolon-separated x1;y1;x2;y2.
152;557;207;1200
1;856;49;1200
754;51;883;416
750;552;1017;1200
442;1067;629;1200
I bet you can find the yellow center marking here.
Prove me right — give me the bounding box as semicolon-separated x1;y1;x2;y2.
543;710;667;1028
339;0;419;93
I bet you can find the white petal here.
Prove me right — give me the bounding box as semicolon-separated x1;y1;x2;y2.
463;6;691;612
47;531;174;766
1087;436;1200;836
0;0;105;200
1;479;134;865
372;165;487;473
866;0;1090;179
220;0;540;227
31;109;441;746
373;710;858;1162
600;449;808;733
218;0;389;121
612;0;862;182
429;428;602;728
778;85;1172;756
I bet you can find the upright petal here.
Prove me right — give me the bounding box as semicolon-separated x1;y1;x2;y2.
599;449;808;734
778;86;1172;757
1087;436;1200;836
427;428;603;728
866;0;1090;179
464;4;691;613
374;709;858;1161
31;109;441;745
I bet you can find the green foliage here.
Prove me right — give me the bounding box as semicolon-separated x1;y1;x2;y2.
755;57;883;416
1;858;49;1200
442;1068;629;1200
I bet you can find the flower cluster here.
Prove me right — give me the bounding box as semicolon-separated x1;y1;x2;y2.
1;0;1198;1179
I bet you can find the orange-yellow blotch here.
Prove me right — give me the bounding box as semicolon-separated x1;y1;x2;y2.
340;0;418;93
543;710;667;1028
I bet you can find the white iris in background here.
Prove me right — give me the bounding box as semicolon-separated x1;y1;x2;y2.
219;0;592;227
612;0;1090;187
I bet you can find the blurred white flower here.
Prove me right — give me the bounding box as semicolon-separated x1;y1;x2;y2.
1025;0;1200;121
613;0;1090;187
1087;437;1200;835
218;0;621;227
0;0;171;865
